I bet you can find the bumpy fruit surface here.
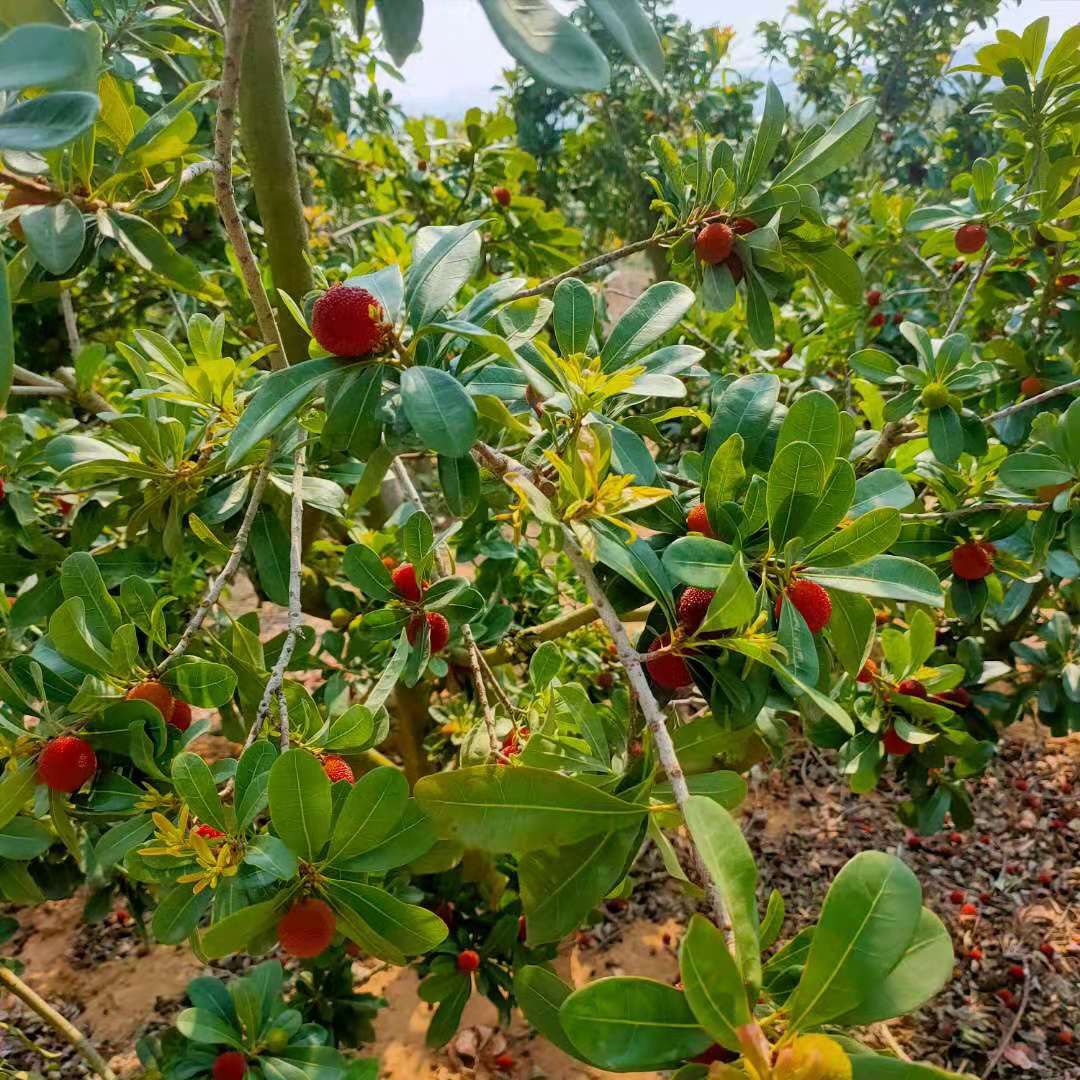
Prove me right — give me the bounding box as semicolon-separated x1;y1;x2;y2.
323;754;355;784
936;687;971;708
685;502;713;538
677;587;715;632
896;678;927;698
407;611;450;652
882;727;914;756
954;222;987;254
694;222;734;265
920;382;950;409
392;562;423;602
865;289;882;306
213;1051;248;1080
773;1033;852;1080
492;186;511;207
169;700;192;731
951;541;994;580
38;736;97;792
1019;375;1044;397
456;948;481;972
732;217;756;234
725;251;744;283
776;580;832;633
868;311;885;327
311;284;385;357
856;658;878;684
126;680;174;723
277;898;336;958
645;634;692;690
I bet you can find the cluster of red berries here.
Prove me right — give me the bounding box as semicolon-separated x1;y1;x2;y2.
310;284;387;358
392;562;451;653
277;897;336;958
694;218;754;282
126;679;193;731
954;222;987;254
950;540;995;581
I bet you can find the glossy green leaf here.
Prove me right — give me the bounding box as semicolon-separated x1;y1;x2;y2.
161;659;237;708
515;966;583;1059
327;766;408;863
0;91;98;150
373;0;423;64
172;752;229;833
400;366;478;456
268;749;332;861
807;508;901;567
152;884;212;945
767;440;826;546
19;199;84;275
552;277;593;355
803;556;944;606
679;913;750;1048
600;281;695;371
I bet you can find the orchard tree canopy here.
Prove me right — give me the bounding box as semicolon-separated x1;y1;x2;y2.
0;1;1078;1078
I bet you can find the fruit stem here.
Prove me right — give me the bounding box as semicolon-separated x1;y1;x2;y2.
0;965;117;1080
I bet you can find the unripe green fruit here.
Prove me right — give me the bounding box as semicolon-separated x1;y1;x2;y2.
348;614;364;634
330;607;351;629
920;382;950;409
265;1027;291;1052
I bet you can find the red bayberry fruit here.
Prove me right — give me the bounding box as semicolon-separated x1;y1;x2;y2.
596;670;614;689
695;222;734;265
323;755;355;784
407;611;450;653
732;217;756;234
954;223;987;254
645;634;692;690
1057;1030;1074;1046
1037;871;1053;885
724;251;744;283
857;658;878;684
38;736;97;792
685;502;713;538
866;289;883;307
518;915;527;942
492;186;511;207
677;587;715;632
882;727;914;756
391;562;423;602
1008;964;1025;979
950;890;965;904
1014;778;1029;792
195;824;225;840
995;988;1016;1007
951;541;995;580
494;1053;514;1071
775;580;832;633
1039;942;1055;958
936;687;972;708
456;948;480;973
311;284;385;357
897;678;927;699
169;700;193;731
1019;375;1044;398
960;902;978;916
277;899;336;958
949;831;963;845
345;940;362;958
213;1051;248;1080
968;947;983;961
1056;273;1079;288
868;312;886;327
126;680;175;724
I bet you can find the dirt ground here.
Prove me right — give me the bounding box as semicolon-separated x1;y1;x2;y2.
1;714;1076;1079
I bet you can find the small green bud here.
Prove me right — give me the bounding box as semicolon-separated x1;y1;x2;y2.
920;382;950;409
330;607;351;629
265;1027;291;1053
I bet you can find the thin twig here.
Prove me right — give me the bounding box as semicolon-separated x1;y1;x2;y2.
0;966;117;1080
986;377;1080;424
212;0;285;368
160;456;273;670
59;290;80;355
945;248;991;336
12;365;65;390
902;500;1049;521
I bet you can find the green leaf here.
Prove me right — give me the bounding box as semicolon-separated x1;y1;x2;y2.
373;0;423;65
152;884;212;945
438;454;480;517
519;826;642;945
343;799;437;872
19;199;84;275
94;814;154;872
0;91;98;150
400;367;478;457
107;211;221;300
583;0;664;87
414;765;646;853
600;281;695;371
552;277;594;355
777;390;840;466
249;508;289;607
323;366;383;457
268;749;332;861
227;358;341;467
0;247;12;409
478;0;610;93
927;406;963;466
199;898;282;959
827;590;875;679
698;554;756;632
172;752;229;833
803;556;944;606
243;835;298;880
122;80;214;162
515;966;583;1060
61;552;121;644
559;977;711;1070
325;880;447;956
806;508;901;567
850;469;914;517
683;796;760;994
679;914;750;1049
775;98;875;186
661;536;735;588
850;1056;964;1079
786;851;922;1030
326;766;408;863
742;81;785;191
767;440;826;546
342;543;395;601
161;659;237;708
234;741;277;831
705;433;745;511
833;907;953;1025
0;24;94;91
49;596;111;674
405;220;485;327
175;1007;243;1047
999;451;1073;491
0;816;51;859
704;375;779;470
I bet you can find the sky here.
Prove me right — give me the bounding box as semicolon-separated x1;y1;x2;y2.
382;0;1077;117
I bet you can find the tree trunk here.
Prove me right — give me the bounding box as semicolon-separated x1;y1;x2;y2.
239;0;314;364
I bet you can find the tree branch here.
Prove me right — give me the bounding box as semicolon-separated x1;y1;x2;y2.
986;377;1080;424
0;966;116;1080
212;0;286;368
